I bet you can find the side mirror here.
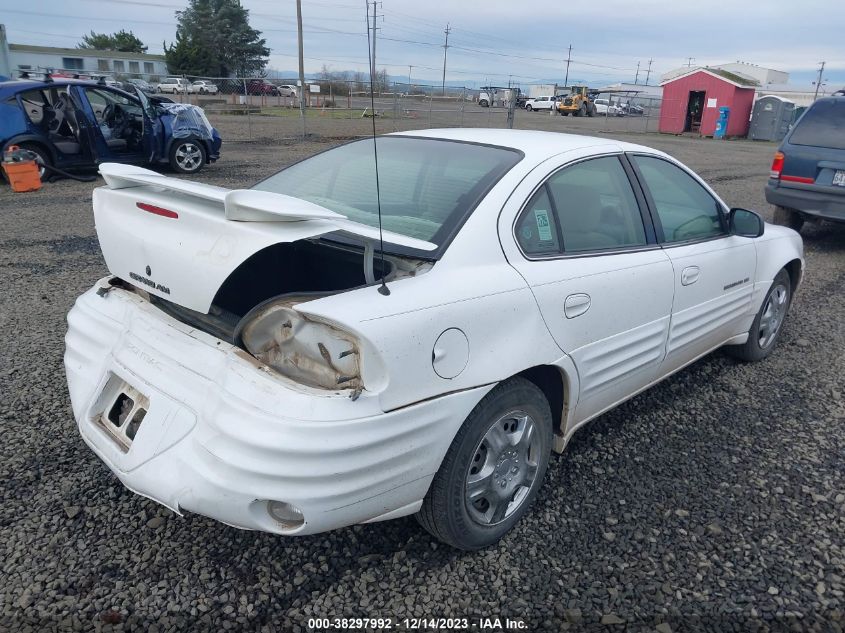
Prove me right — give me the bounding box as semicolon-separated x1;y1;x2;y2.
729;208;765;238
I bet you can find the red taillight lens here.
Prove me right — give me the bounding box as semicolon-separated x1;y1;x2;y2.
136;202;178;219
770;152;784;179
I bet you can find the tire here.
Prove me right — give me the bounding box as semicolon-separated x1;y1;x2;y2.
772;206;804;232
525;104;532;112
587;103;596;117
156;87;162;93
416;377;553;550
726;269;792;362
17;142;51;179
168;139;207;174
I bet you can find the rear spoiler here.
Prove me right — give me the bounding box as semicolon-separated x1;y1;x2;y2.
99;163;437;251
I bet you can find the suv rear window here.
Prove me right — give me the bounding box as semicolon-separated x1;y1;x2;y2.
789;99;845;150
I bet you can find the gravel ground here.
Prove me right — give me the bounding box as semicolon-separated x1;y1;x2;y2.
1;131;844;633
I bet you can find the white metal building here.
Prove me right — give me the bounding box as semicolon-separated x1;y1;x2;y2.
2;39;167;80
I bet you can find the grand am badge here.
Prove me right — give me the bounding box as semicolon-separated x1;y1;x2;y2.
129;271;171;295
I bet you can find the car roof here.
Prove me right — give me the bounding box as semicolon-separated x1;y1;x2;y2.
0;78;117;98
391;128;663;163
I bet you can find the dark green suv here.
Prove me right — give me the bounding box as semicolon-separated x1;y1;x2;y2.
765;97;845;232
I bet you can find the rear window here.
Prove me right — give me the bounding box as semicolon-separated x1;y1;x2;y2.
253;137;522;252
789;99;845;150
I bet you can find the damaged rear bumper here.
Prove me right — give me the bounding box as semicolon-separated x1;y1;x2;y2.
64;278;491;535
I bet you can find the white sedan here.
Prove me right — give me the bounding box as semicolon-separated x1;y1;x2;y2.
64;130;803;550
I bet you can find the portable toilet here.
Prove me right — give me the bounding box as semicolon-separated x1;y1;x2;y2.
750;95;795;142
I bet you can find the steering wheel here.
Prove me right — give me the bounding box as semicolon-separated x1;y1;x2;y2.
102;103;116;125
673;215;716;240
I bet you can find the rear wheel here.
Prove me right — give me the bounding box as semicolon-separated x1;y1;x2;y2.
169;139;206;174
773;206;804;232
587;103;596;117
416;377;553;550
17;143;51;179
726;269;792;362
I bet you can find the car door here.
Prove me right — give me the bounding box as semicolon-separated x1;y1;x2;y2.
502;151;675;426
629;154;757;374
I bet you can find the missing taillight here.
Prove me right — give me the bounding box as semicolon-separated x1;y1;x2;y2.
770;152;784;179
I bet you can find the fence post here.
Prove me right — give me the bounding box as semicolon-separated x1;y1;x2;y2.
393;87;399;132
243;78;252;141
428;89;433;128
506;93;515;129
460;88;466;127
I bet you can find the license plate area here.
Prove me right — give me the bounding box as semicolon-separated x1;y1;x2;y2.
833;170;845;187
93;376;150;453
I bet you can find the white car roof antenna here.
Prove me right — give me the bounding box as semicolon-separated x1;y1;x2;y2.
365;0;390;296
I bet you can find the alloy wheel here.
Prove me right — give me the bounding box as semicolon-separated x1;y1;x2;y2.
175;143;203;171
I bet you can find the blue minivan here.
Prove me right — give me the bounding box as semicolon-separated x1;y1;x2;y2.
766;96;845;232
0;78;222;176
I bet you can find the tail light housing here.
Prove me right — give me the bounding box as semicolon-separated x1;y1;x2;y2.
770;152;784;179
236;295;363;397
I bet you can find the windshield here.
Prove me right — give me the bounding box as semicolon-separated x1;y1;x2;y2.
252;137;522;249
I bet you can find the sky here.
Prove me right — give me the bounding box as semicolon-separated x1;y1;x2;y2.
3;0;845;89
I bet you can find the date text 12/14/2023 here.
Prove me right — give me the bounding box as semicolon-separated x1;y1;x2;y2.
306;617;527;630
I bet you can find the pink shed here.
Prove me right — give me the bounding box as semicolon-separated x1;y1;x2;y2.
659;69;757;137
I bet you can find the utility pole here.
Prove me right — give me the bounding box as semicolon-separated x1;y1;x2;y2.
441;23;450;96
408;65;413;91
686;57;695;67
634;61;640;85
296;0;306;137
564;44;572;87
645;58;653;85
370;1;379;93
813;61;826;100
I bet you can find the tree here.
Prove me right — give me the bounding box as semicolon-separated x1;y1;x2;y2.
79;30;147;53
165;0;269;77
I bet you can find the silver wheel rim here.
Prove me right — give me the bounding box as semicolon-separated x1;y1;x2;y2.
175;143;202;171
758;283;789;349
465;410;540;526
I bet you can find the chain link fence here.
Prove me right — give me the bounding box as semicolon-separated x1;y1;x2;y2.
10;67;666;141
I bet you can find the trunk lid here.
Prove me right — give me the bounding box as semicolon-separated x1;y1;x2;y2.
94;163;435;314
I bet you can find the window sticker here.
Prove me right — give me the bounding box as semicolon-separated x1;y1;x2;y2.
534;208;553;242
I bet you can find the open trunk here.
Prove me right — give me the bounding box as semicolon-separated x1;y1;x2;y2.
94;163;433;344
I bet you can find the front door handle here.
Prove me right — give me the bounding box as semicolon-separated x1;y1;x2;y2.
681;266;700;286
564;293;591;319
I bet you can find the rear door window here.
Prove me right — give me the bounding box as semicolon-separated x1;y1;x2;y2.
789;100;845;150
515;156;647;255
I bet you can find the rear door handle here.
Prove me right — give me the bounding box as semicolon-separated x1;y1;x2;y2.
564;293;591;319
681;266;700;286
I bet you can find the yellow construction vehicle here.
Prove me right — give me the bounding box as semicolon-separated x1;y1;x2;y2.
556;86;597;117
